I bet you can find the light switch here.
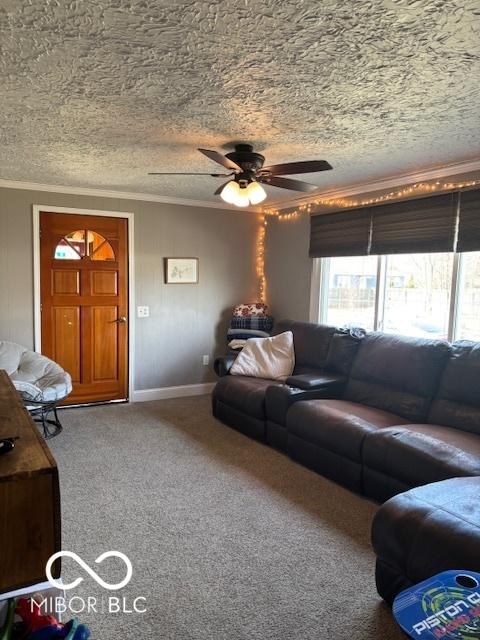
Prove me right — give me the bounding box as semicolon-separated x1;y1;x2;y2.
203;355;210;366
137;306;149;318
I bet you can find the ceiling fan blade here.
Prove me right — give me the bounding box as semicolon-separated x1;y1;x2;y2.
198;148;242;172
148;172;232;176
263;160;332;175
214;181;231;196
261;176;319;192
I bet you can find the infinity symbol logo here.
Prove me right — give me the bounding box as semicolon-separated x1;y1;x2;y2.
46;551;133;591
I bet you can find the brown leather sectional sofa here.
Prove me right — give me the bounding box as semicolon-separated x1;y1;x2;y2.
213;319;361;442
212;320;480;603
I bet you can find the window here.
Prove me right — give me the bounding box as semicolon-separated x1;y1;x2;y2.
383;253;453;340
319;251;475;342
324;256;378;330
457;252;480;341
54;230;84;259
54;230;115;261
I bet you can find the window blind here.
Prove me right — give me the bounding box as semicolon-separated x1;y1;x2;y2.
369;192;458;255
309;209;372;258
457;189;480;253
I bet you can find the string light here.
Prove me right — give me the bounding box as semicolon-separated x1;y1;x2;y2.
263;178;480;219
256;215;267;302
256;176;480;303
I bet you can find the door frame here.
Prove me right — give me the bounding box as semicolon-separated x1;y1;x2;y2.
32;205;135;401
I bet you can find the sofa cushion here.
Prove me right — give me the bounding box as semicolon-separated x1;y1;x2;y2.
324;331;362;375
345;332;450;422
428;340;480;435
287;399;408;461
363;423;480;489
272;320;336;370
213;375;281;420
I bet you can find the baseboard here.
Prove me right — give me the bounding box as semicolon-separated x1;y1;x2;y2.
131;382;216;402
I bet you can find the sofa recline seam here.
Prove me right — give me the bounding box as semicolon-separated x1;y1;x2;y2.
403;493;480;530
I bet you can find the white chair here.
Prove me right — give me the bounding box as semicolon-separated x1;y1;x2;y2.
0;341;72;438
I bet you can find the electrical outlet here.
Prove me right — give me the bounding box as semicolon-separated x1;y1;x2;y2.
202;355;209;366
137;306;149;318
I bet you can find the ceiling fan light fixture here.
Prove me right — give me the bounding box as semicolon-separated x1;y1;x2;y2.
246;181;267;205
220;180;241;205
234;184;250;208
220;180;251;207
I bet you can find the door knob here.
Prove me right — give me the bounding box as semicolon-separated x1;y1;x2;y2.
114;316;127;323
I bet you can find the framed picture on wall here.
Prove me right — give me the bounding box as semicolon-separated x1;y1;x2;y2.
164;257;199;284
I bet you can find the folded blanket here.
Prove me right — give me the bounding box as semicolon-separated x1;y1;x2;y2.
230;316;274;332
227;329;270;340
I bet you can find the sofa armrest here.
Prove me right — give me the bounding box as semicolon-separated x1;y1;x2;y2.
214;354;238;377
285;372;346;391
265;381;344;428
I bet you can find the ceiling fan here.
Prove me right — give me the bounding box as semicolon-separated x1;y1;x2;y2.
148;144;333;207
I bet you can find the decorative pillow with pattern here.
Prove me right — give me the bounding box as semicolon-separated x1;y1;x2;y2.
233;303;268;317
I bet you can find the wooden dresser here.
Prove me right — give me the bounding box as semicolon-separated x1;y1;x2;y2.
0;370;61;593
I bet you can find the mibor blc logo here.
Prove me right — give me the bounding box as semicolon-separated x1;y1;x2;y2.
40;550;146;615
46;551;133;591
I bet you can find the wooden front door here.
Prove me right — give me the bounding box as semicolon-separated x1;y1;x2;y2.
40;212;128;404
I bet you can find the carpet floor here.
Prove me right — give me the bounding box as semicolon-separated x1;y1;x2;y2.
49;395;404;640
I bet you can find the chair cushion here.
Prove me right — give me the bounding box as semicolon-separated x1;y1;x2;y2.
13;376;72;403
0;341;72;402
0;341;26;375
363;423;480;487
287;399;408;461
213;375;281;420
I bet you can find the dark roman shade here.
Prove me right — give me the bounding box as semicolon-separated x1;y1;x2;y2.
369;192;458;255
310;192;460;258
457;188;480;253
309;208;372;258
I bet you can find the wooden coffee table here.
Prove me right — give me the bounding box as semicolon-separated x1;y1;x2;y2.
0;370;61;593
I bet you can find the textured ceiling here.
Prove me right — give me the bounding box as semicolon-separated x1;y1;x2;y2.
1;0;479;206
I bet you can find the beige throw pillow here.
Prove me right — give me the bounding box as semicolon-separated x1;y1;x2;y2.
230;331;295;380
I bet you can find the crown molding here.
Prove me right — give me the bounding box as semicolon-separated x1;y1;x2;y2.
0;177;261;213
3;157;479;214
269;157;480;211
